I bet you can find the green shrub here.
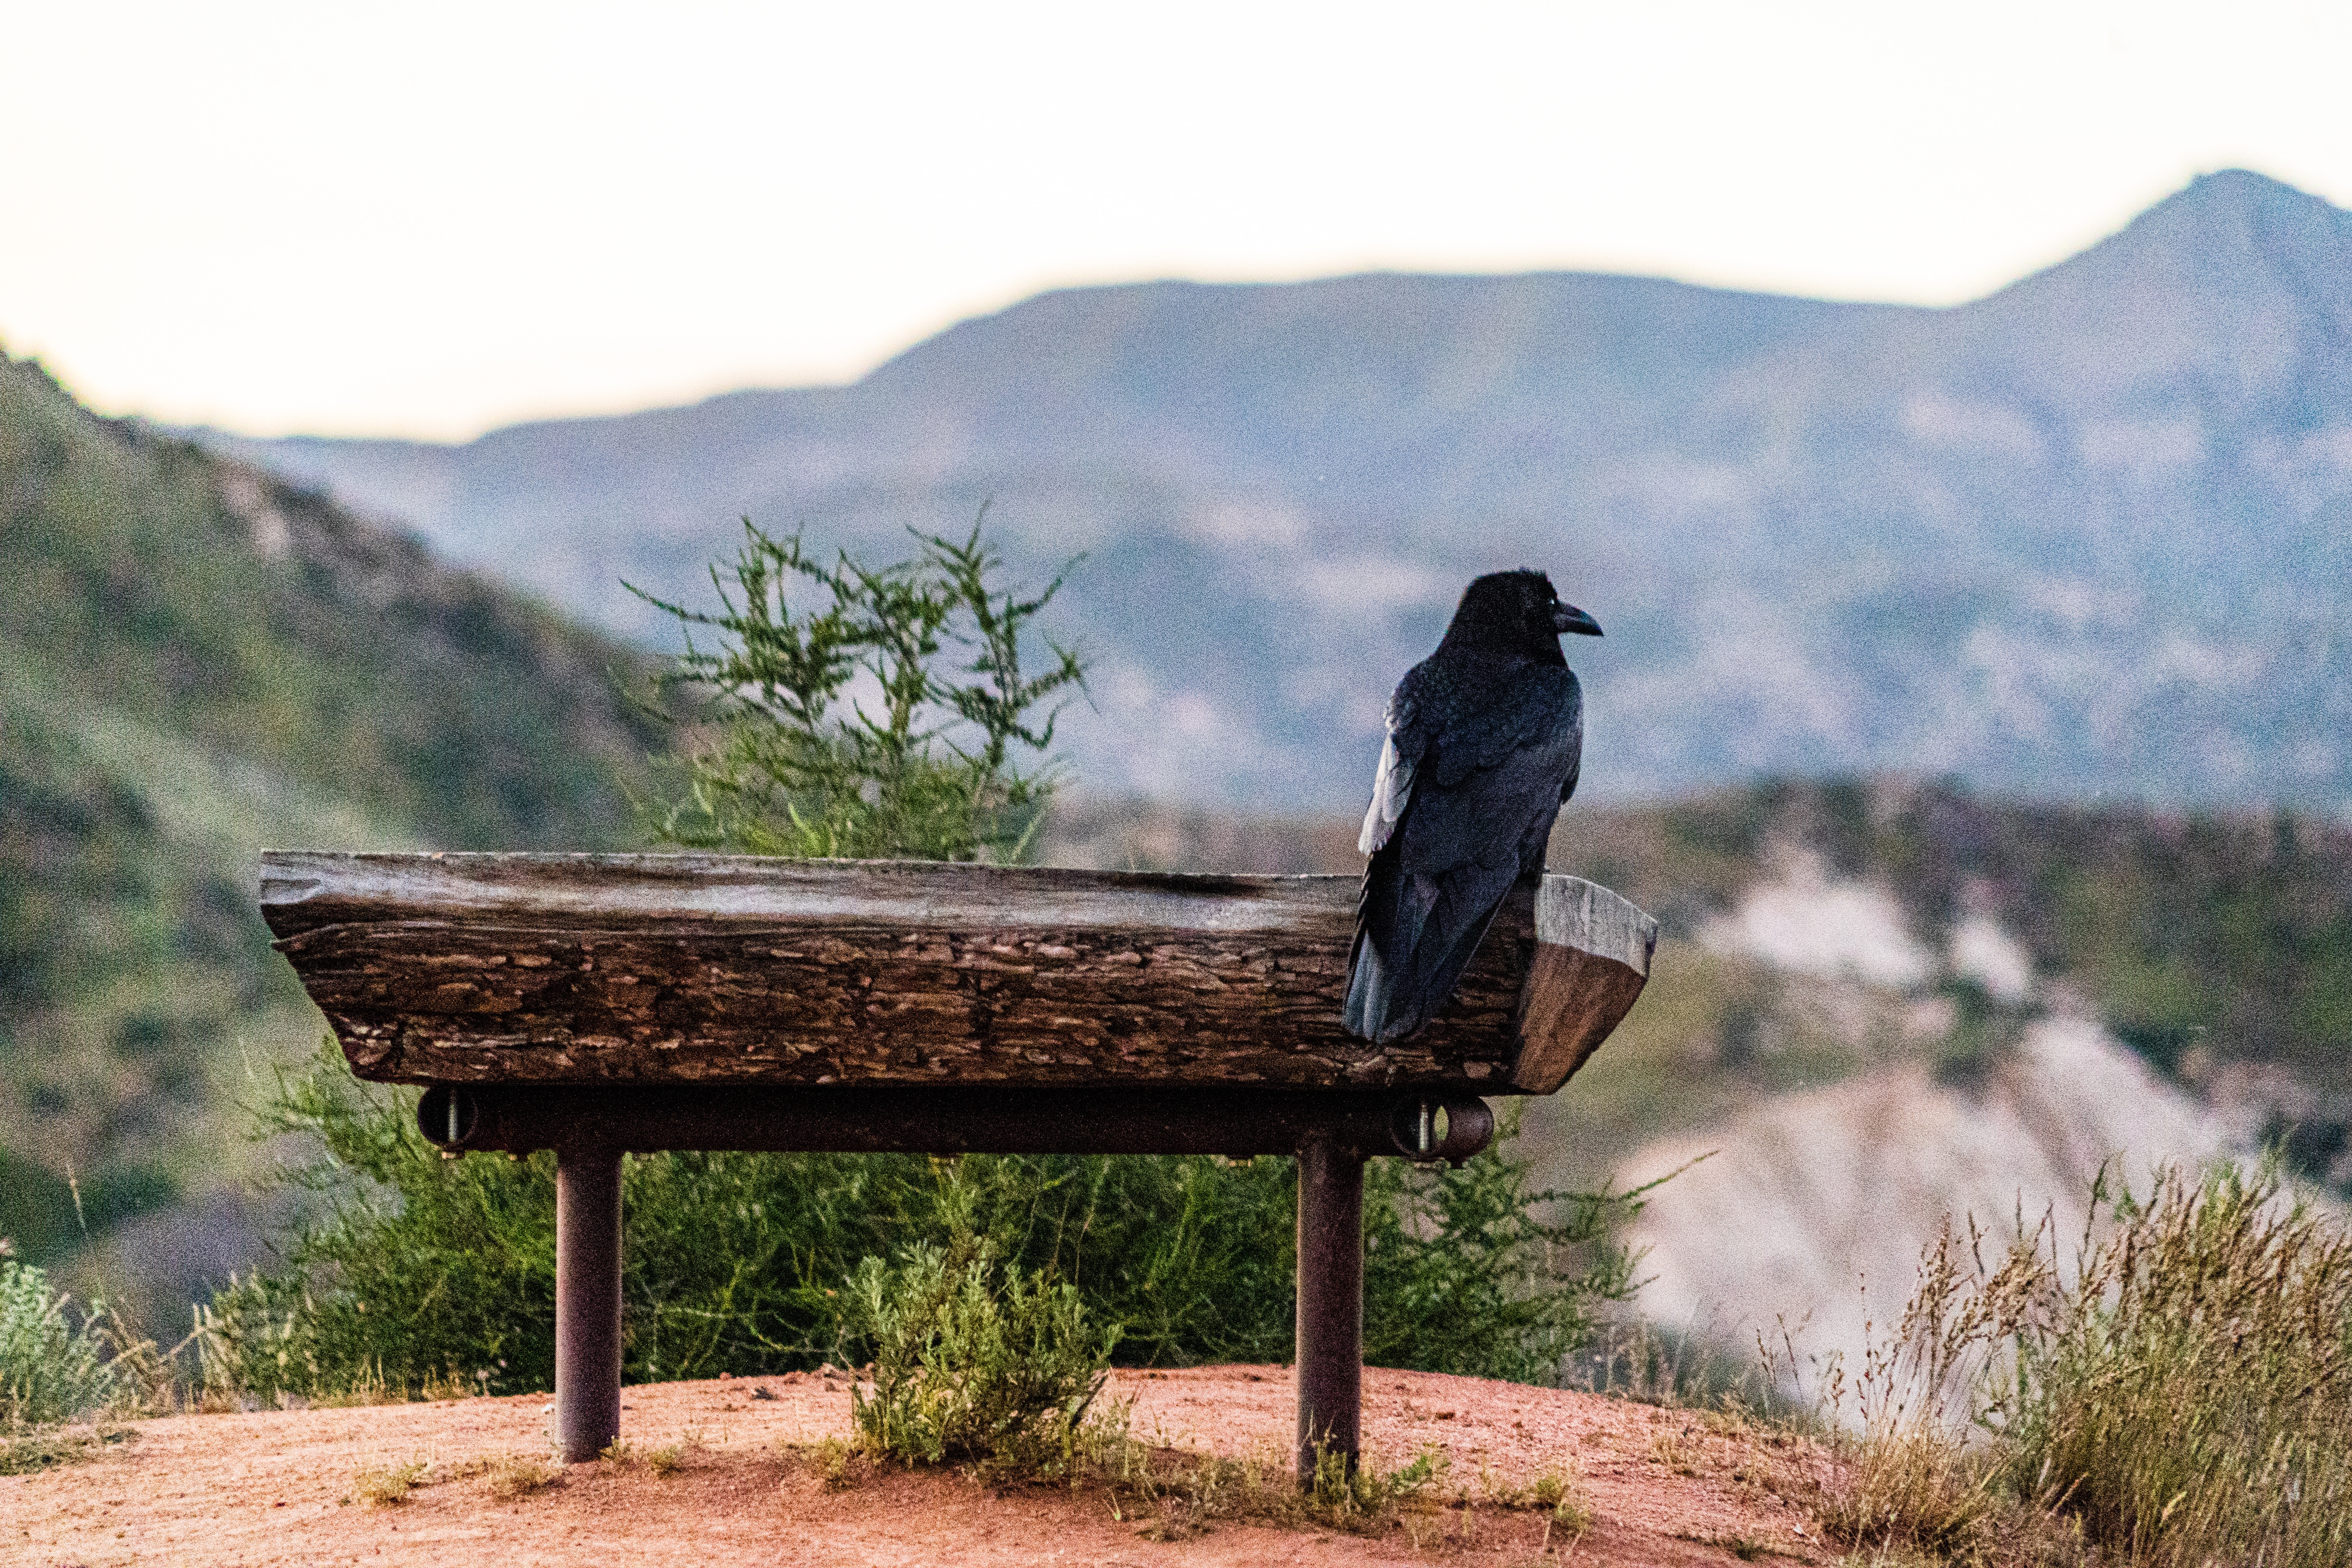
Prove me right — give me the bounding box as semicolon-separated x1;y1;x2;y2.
0;1259;115;1425
205;1045;938;1398
205;1047;1642;1400
846;1236;1116;1472
1363;1104;1646;1382
629;517;1085;861
898;1146;1300;1370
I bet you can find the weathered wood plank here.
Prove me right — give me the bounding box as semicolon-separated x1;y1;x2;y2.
259;854;1654;1094
1513;875;1657;1092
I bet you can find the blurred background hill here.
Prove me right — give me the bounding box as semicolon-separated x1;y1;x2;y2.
6;170;2348;1376
0;348;661;1316
205;169;2352;815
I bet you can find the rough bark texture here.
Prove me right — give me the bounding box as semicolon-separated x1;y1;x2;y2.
260;854;1654;1094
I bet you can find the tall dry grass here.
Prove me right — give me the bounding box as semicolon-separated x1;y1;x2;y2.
1801;1161;2352;1567
1985;1163;2352;1566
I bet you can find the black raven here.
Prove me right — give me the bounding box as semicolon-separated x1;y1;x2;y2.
1341;570;1602;1043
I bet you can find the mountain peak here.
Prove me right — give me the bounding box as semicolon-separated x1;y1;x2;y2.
1992;168;2352;310
1949;169;2352;422
2174;165;2322;210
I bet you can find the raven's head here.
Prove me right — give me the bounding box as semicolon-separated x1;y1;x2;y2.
1445;569;1602;656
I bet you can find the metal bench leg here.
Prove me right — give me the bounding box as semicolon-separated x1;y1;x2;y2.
555;1143;622;1463
1295;1134;1363;1486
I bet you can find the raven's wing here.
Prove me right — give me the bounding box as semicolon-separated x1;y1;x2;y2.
1343;666;1581;1043
1356;679;1426;855
1383;703;1581;1015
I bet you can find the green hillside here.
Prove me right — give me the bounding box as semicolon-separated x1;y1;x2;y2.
0;348;662;1269
1536;779;2352;1196
1588;782;2351;1077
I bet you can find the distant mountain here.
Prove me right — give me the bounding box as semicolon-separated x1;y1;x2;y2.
0;349;658;1287
209;169;2352;815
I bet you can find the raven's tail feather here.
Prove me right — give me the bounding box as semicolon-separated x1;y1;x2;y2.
1341;925;1388;1040
1343;844;1410;1041
1345;845;1524;1044
1345;845;1471;1044
1399;891;1509;1039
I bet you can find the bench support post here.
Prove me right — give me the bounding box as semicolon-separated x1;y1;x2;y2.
1294;1135;1364;1486
555;1144;623;1464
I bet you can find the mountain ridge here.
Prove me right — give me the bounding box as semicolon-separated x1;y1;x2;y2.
204;168;2352;815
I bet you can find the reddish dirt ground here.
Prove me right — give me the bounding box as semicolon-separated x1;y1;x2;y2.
3;1366;1833;1567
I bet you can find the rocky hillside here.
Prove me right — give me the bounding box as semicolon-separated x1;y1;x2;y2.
1528;778;2351;1383
0;350;661;1286
215;169;2352;815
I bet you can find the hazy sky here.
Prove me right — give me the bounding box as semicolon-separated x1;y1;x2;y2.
4;0;2346;439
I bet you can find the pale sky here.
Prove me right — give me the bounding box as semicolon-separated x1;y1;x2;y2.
4;0;2347;439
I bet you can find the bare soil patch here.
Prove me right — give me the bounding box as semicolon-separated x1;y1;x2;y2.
3;1366;1829;1566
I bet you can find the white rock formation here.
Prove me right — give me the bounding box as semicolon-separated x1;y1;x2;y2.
1617;1016;2231;1397
1698;852;1936;990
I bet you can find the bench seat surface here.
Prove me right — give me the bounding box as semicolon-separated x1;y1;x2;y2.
259;854;1655;1095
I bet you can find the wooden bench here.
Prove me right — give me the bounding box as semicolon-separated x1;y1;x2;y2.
260;852;1657;1472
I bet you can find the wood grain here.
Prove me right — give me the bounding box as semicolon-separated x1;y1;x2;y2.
260;854;1655;1094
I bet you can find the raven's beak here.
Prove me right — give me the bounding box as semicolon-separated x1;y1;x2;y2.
1553;603;1603;637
